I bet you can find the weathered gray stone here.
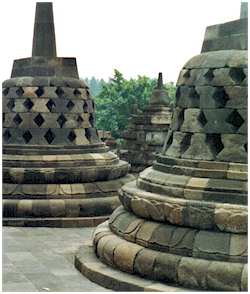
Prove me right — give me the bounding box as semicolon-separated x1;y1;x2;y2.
3;2;132;227
178;257;208;289
134;249;157;277
193;231;230;260
119;73;172;173
206;261;243;291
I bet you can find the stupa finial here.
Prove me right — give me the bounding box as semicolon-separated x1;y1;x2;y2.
32;2;57;57
240;1;248;18
149;72;169;106
157;72;163;89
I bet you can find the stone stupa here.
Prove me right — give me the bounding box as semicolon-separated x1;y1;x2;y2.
75;5;248;291
2;2;133;227
120;73;172;173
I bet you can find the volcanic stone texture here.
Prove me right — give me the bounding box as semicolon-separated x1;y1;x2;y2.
79;16;248;291
2;3;133;227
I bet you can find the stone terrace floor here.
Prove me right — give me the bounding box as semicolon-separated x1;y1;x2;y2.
3;226;109;292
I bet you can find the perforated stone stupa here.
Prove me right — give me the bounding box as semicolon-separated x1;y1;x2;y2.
75;6;248;291
2;2;133;227
120;73;172;173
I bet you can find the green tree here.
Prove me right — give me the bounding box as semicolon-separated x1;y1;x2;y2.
94;70;176;138
84;77;104;96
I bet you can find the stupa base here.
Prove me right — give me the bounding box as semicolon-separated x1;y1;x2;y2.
74;243;188;292
3;215;109;227
79;220;247;292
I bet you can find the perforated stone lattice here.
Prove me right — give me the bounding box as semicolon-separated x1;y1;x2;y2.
3;85;97;145
165;62;247;163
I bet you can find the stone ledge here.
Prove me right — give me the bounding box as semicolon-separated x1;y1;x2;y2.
120;181;247;233
3;196;120;219
3;160;130;184
74;244;188;292
109;207;247;263
3;174;135;199
93;223;247;291
3;215;108;227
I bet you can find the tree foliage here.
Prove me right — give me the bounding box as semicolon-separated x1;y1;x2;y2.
84;77;104;96
90;70;176;138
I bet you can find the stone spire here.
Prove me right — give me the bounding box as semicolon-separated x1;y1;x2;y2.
201;2;248;52
119;72;172;173
240;1;248;18
32;2;57;57
2;2;133;227
149;72;170;105
157;72;163;88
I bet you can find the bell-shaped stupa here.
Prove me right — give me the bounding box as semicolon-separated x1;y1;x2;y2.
75;5;248;291
2;2;133;227
120;73;172;173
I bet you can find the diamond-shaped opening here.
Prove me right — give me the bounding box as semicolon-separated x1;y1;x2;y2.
206;134;224;156
68;130;76;142
229;67;246;84
77;115;84;124
212;87;229;107
83;101;88;113
180;133;192;154
16;87;24;97
34;113;45;127
204;68;215;81
35;86;44;97
86;89;90;98
7;99;15;110
13;114;23;126
189;87;200;100
175;87;181;102
55;87;65;98
3;88;9;96
46;99;56;112
57;114;67;128
89;113;94;127
177;108;185;130
163;132;173;153
74;89;81;97
3;129;11;142
92;101;95;109
226;110;244;130
85;128;91;141
198;111;208;126
66;100;75;111
23;130;32;143
244;143;247;153
183;69;191;79
44;129;55;144
23;98;34;111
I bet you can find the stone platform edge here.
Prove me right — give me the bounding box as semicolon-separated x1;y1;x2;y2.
3;216;108;227
74;243;189;292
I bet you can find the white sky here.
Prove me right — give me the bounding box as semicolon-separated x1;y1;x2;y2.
1;0;244;84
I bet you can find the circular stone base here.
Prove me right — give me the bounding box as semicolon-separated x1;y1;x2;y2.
3;216;108;227
74;244;188;292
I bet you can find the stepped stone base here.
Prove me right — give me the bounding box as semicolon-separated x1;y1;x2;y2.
75;243;188;292
90;221;247;292
3;215;108;227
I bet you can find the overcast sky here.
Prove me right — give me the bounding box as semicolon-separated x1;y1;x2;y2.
1;0;244;84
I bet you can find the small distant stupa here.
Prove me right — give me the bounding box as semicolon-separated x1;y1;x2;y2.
120;73;172;173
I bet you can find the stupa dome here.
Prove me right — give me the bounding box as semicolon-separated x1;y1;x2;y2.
75;5;248;291
3;2;133;227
